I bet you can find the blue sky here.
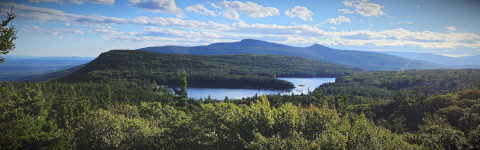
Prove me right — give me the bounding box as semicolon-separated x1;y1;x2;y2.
1;0;479;57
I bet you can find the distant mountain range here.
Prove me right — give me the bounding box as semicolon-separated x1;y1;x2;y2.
139;39;446;71
4;39;479;82
26;65;86;82
0;56;94;81
382;51;480;68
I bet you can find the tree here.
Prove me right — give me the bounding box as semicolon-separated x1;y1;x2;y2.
419;114;467;149
1;6;17;64
173;70;188;106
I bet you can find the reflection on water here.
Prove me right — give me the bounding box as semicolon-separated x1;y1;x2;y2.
183;78;335;100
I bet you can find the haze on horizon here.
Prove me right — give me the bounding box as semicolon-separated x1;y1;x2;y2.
1;0;479;57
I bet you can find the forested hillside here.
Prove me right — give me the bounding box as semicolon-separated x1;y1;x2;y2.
140;39;446;71
0;81;418;149
319;69;480;103
309;69;480;149
2;78;479;149
56;50;363;89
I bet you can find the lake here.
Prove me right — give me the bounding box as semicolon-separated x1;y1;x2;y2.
184;78;336;100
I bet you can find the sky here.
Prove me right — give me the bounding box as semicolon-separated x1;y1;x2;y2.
1;0;479;57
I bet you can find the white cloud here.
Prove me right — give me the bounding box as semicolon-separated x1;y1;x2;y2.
441;54;470;57
186;4;216;16
220;9;240;20
21;25;84;37
329;28;480;49
354;2;384;17
342;0;353;7
31;0;114;5
1;2;110;23
231;21;328;36
325;16;351;25
68;0;83;4
0;2;232;30
90;25;122;34
129;0;183;16
397;20;413;25
209;3;221;9
221;1;279;18
338;8;354;14
370;48;387;51
285;6;313;21
113;26;297;45
342;0;384;17
138;26;220;39
85;0;115;5
229;23;480;50
29;0;65;4
230;23;480;49
446;26;456;32
131;16;233;30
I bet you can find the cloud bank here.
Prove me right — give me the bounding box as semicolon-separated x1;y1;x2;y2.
285;6;313;21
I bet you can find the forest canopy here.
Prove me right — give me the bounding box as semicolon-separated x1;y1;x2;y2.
2;78;479;149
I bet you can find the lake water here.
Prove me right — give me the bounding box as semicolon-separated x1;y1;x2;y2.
185;78;336;100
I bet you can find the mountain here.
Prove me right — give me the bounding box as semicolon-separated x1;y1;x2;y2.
56;50;363;89
0;55;94;81
383;51;480;68
139;39;446;71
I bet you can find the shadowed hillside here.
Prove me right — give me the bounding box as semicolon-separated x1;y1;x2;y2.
56;50;363;89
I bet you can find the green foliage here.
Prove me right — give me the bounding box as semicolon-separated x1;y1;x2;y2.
341;83;480;141
76;109;159;149
468;125;480;149
183;95;415;149
173;70;188;107
0;6;17;64
3;68;480;149
310;69;480;149
321;69;480;103
0;81;173;149
56;50;363;89
418;114;467;149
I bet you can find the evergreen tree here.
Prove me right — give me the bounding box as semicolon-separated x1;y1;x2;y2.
1;6;17;64
173;70;188;106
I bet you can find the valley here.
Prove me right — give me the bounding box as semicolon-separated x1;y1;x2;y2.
1;40;480;150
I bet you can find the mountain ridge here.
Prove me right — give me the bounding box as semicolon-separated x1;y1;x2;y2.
139;39;446;71
0;56;94;81
382;51;480;67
